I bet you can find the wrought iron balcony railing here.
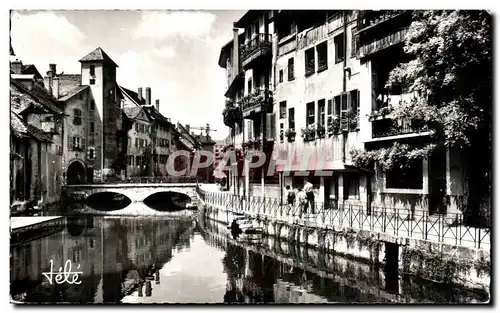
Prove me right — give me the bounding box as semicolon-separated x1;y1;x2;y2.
372;118;428;139
240;89;273;118
241;33;272;67
357;10;407;32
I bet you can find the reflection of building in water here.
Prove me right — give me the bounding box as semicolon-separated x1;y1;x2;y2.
10;217;104;303
10;216;195;303
219;237;277;303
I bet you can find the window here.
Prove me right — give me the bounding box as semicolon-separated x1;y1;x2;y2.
247;79;253;94
72;136;81;150
305;48;315;76
318;99;326;128
350;89;360;130
279;70;283;83
279;101;287;119
135;156;141;166
288;58;295;81
90;100;95;111
90;65;95;76
90;122;94;133
343;172;360;200
386;159;424;189
89;148;95;160
288;108;295;130
306;102;315;126
128;155;134;165
73;109;82;125
334;33;345;64
90;79;95;85
351;27;358;58
316;41;328;72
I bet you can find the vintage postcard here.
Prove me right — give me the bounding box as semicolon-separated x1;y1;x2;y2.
9;9;491;304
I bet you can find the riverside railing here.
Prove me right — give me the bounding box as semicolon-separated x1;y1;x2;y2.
196;187;491;250
91;176;198;184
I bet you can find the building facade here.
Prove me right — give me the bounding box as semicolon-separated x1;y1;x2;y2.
10;74;65;211
219;10;469;217
41;47;127;184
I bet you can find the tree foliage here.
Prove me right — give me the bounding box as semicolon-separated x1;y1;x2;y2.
387;10;492;149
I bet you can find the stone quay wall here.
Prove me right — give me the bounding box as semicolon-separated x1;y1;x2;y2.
198;189;490;294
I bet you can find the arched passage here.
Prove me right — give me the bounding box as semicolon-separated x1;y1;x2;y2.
67;160;86;185
143;191;192;211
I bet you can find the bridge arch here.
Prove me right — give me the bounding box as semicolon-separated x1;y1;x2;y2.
67;159;87;185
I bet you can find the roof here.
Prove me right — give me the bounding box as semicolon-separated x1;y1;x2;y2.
218;33;245;68
10;80;64;116
119;85;146;105
195;134;216;145
79;47;118;68
57;74;81;98
123;106;144;120
58;85;89;102
11;112;52;142
11;74;35;80
143;105;173;127
234;10;264;28
21;64;43;80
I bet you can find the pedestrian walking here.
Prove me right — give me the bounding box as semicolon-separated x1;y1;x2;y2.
285;185;295;213
304;180;315;214
297;188;308;218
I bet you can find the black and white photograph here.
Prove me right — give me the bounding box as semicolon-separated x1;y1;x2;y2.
8;8;492;304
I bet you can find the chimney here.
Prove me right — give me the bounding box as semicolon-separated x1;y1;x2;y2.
145;87;151;105
10;59;22;74
232;23;240;79
155;99;159;111
49;63;56;75
52;77;60;99
138;87;143;102
185;124;190;133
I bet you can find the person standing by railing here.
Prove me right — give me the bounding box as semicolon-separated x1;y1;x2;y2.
297;188;307;219
285;185;295;215
304;180;314;215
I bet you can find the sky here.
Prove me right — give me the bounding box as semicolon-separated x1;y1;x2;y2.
10;10;245;140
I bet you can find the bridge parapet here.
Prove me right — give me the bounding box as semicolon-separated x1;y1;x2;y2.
63;183;199;203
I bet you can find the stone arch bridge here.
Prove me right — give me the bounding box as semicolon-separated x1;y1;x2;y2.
62;183;199;203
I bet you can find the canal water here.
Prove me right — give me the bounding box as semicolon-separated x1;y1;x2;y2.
10;212;489;304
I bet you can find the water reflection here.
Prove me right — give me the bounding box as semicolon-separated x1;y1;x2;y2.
10;214;489;304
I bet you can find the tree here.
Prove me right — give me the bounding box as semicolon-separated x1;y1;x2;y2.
384;11;492;225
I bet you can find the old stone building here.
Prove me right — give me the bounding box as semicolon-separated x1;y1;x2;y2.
43;47;128;184
10;76;65;212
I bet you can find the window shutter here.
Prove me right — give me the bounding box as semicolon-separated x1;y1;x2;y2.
82;138;86;151
265;113;276;141
340;92;350;131
271;113;276;140
68;135;72;150
327;99;333;115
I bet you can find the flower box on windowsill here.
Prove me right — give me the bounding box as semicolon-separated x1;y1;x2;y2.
317;64;328;73
285;129;296;143
301;125;316;142
305;66;315;77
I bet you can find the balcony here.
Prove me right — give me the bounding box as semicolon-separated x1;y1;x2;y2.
222;99;242;128
241;34;272;69
240;89;273;119
372;118;429;139
356;10;407;34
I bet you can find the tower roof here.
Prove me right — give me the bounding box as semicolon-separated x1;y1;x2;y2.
79;47;118;67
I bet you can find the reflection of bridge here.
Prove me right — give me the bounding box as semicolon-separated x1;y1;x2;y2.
63;183;198;203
